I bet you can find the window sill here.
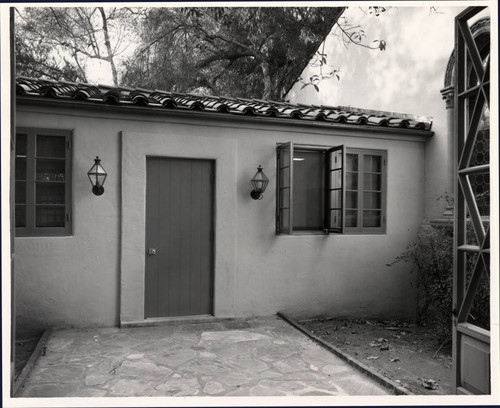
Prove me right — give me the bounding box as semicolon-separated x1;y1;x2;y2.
344;230;387;235
276;231;387;236
15;232;73;238
291;231;330;236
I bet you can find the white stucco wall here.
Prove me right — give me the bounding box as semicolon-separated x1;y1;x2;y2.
15;108;122;336
287;6;477;220
15;102;429;335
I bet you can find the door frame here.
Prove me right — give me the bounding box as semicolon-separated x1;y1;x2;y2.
120;130;237;324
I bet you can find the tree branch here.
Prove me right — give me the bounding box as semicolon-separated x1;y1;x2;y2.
334;20;383;50
196;50;255;69
188;21;262;61
99;7;118;86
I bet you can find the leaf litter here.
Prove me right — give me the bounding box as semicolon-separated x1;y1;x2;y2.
301;317;452;394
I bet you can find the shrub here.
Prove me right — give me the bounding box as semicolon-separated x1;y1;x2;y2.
390;221;489;344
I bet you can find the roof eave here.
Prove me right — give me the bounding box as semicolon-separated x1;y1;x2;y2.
16;96;434;140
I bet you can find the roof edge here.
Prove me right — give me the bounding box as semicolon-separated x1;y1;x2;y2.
15;76;433;132
17;95;434;140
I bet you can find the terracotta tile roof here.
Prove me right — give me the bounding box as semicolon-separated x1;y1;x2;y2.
16;77;433;132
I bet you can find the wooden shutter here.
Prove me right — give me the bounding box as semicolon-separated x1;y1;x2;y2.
276;142;293;234
326;145;345;233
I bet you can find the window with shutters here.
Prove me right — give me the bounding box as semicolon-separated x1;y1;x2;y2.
276;143;386;234
15;128;72;236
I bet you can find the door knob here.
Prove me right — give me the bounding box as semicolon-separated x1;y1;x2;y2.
147;248;157;256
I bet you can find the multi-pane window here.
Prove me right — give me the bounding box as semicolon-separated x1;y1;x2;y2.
276;142;386;234
15;128;72;236
345;149;387;232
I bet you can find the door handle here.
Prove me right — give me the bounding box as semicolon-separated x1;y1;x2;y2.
147;248;157;256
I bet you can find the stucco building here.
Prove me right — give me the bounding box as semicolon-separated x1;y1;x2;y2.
14;77;434;337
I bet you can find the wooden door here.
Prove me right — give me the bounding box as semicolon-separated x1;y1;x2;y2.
453;6;490;394
145;157;214;318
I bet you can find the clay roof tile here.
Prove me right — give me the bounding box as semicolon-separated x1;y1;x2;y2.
15;77;433;133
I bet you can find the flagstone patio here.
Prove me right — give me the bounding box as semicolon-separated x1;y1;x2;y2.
16;315;390;398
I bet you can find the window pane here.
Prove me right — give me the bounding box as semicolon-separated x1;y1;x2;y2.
37;135;66;158
364;174;381;191
15;205;26;228
15;182;26;204
16;133;27;156
280;187;290;208
363;210;381;227
470;106;490;216
364;155;382;172
36;205;65;228
15;158;27;181
346;191;357;208
364;192;382;209
346;210;357;227
293;151;323;229
470;172;489;217
330;150;342;170
329;210;341;229
347;154;358;171
346;172;358;190
329;169;342;189
280;167;290;188
281;151;290;168
280;208;289;230
36;183;65;205
36;159;65;181
330;190;341;209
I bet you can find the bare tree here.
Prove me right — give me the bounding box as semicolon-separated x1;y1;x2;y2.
15;7;137;86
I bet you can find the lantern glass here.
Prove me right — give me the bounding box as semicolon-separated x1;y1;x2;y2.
87;156;107;196
251;166;269;193
250;165;269;199
87;157;107;188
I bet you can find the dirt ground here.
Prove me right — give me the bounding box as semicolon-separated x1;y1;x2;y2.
300;317;452;395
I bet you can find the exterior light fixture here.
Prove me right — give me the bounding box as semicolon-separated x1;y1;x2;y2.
87;156;107;196
250;165;269;200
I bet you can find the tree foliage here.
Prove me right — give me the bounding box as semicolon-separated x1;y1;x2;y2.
14;6;389;100
13;6;394;99
121;7;344;100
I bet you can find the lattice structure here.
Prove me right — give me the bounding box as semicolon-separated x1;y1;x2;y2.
453;6;490;395
469;108;490;216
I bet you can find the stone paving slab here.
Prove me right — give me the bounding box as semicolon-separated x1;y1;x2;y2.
16;315;390;398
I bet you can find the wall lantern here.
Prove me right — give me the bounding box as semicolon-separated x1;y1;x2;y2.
250;165;269;200
87;156;107;196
